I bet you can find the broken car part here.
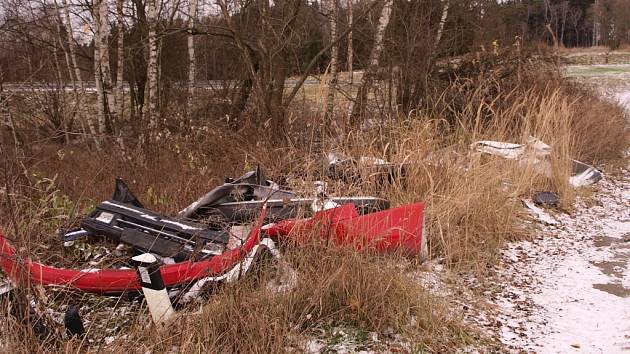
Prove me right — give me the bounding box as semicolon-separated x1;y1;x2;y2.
325;152;408;183
522;199;558;226
533;192;560;207
64;304;86;338
0;288;54;340
180;238;297;304
569;159;603;187
471;137;603;187
177;168;389;223
112;178;144;208
264;202;427;257
0;210;266;294
132;253;176;324
79;200;229;261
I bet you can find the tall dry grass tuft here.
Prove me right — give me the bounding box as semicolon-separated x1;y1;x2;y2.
97;247;464;353
317;65;627;272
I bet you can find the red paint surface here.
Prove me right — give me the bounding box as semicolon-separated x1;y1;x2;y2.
0;210;266;294
264;202;425;255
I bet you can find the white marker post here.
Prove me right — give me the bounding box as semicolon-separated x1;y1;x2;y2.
131;253;176;324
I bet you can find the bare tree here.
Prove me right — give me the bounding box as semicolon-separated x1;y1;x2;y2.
98;0;114;118
143;0;159;135
559;1;568;46
115;0;124;122
52;1;74;143
347;0;353;82
61;0;102;149
349;0;393;123
186;0;198;119
325;0;339;122
93;0;107;136
593;0;600;46
434;0;449;50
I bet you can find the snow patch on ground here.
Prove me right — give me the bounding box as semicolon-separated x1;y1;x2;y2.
490;172;630;353
467;63;630;354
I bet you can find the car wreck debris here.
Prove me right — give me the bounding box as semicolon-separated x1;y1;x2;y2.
522;199;558;225
64;304;86;337
0;220;266;294
79;200;229;261
325;152;408;183
471;137;603;188
131;253;176;324
0;284;55;340
533;192;560;207
180;237;296;304
0;165;427;335
176;168;390;223
264;202;427;258
569;159;603;187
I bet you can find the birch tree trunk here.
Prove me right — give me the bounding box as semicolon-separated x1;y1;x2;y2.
325;0;339;121
61;0;102;149
186;0;198;120
560;2;567;46
98;0;115;119
143;0;159;137
53;3;74;143
94;22;107;137
349;0;393;123
115;0;124;122
434;0;449;50
593;0;599;47
347;0;353;83
51;30;72;144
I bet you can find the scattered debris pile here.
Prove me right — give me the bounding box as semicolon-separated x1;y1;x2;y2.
0;141;607;344
0;163;425;340
472;137;604;225
471;137;603;188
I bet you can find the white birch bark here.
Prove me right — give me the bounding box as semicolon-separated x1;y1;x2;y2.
186;0;198;119
61;0;102;149
51;29;72;143
98;0;115;117
434;0;449;50
93;2;107;136
52;2;73;143
325;0;339;120
347;0;353;83
115;0;124;121
53;2;74;90
349;0;393;121
144;0;159;134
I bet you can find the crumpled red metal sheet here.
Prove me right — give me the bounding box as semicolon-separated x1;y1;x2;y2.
0;210;266;294
264;202;426;256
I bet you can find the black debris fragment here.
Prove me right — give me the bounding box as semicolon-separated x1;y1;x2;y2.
533;192;560;207
112;178;144;208
64;304;86;338
81;200;229;261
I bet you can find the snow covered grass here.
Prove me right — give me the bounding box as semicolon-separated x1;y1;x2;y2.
459;54;630;353
478;163;630;353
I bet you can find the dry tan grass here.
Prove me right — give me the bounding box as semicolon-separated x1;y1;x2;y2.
1;53;628;352
98;248;465;353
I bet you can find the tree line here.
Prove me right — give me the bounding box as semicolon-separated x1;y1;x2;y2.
0;0;628;148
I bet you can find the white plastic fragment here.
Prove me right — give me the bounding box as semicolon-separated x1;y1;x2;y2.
472;137;602;188
180;238;296;304
471;141;525;159
132;253;176;324
522;199;558;225
569;165;603;187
